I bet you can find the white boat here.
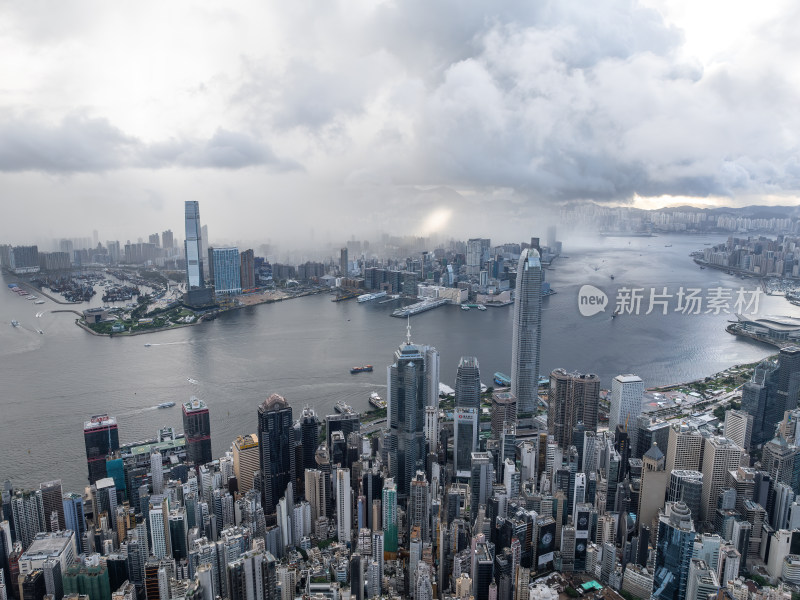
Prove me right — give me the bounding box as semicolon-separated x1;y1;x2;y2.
37;329;44;335
158;402;175;409
34;300;45;305
11;320;20;327
461;305;470;311
144;343;152;347
187;378;198;384
477;305;487;311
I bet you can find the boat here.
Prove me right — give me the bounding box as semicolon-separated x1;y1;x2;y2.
334;400;354;414
11;320;20;327
369;392;387;409
610;275;615;280
699;266;706;270
494;372;511;387
27;296;37;300
350;365;373;374
37;329;44;334
144;343;152;347
477;305;487;311
187;378;199;384
664;244;672;247
34;300;45;305
461;305;470;311
612;309;620;319
158;402;176;409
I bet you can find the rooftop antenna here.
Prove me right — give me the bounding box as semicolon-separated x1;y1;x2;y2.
406;315;412;345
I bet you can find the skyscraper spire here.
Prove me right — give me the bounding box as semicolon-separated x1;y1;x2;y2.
406;316;412;345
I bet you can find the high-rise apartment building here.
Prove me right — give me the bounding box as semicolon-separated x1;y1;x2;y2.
161;230;173;249
339;247;348;276
609;375;644;446
491;391;518;440
258;394;296;515
466;238;490;276
666;424;703;474
239;249;256;290
212;248;242;295
336;469;352;544
382;479;398;553
511;248;543;414
548;369;600;450
182;398;212;467
83;415;119;485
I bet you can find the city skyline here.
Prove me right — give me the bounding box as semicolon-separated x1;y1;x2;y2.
2;2;800;245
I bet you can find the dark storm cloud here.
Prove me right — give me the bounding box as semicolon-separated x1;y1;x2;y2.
0;114;298;173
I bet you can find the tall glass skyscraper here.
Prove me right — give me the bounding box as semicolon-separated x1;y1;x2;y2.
511;248;543;414
653;501;696;600
182;397;212;467
184;201;204;289
83;415;119;485
454;357;480;479
212;247;242;295
386;327;437;500
258;394;296;515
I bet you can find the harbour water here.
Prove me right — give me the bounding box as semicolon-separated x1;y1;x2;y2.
1;233;797;492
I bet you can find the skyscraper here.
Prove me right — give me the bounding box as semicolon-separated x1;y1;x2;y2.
336;469;351;543
454;357;480;479
239;249;256;290
212;248;242;295
299;407;320;471
511;248;543;414
652;502;696;600
386;326;436;500
741;359;780;446
609;375;644;445
382;479;398;554
184;201;204;289
232;434;260;494
83;415;119;485
701;437;745;522
339;247;348;276
182;398;212;467
258;394;296;515
547;369;600;450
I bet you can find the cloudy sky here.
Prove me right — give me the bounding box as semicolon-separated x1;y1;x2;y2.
1;0;798;248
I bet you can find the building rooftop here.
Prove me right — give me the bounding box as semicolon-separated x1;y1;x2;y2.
21;531;75;559
183;396;208;413
83;414;117;430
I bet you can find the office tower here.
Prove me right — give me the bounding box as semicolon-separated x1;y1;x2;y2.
232;435;260;495
666;424;703;473
778;346;800;411
38;482;64;533
148;501;169;559
455;357;480;408
610;375;644;447
636;416;671;460
741;360;780;446
212;248;242;295
11;490;46;550
185;202;205;288
474;540;495;600
62;493;86;544
239;249;256;290
470;452;495;521
161;230;173;249
305;470;327;525
667;471;703;522
637;443;668;533
652;502;695;600
386;328;436;500
181;397;212;468
511;248;543;414
491;391;518;440
454;357;481;479
701;437;745;523
762;437;796;485
548;369;600;450
466;238;490;276
22;570;45;600
335;470;352;544
94;478;118;532
408;472;429;542
299;407;320;471
150;452;164;495
258;394;296;515
685;559;719;600
382;479;398;554
723;410;754;453
84;415;119;485
325;413;361;451
339;247;348;276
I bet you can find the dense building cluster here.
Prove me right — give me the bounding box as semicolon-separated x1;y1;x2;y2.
700;236;800;278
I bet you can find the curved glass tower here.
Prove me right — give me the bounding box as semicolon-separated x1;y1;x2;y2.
511;248;543;414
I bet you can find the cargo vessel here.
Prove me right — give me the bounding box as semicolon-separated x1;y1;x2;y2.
350;365;373;374
335;400;355;414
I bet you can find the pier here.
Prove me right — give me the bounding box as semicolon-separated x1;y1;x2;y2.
391;298;449;318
